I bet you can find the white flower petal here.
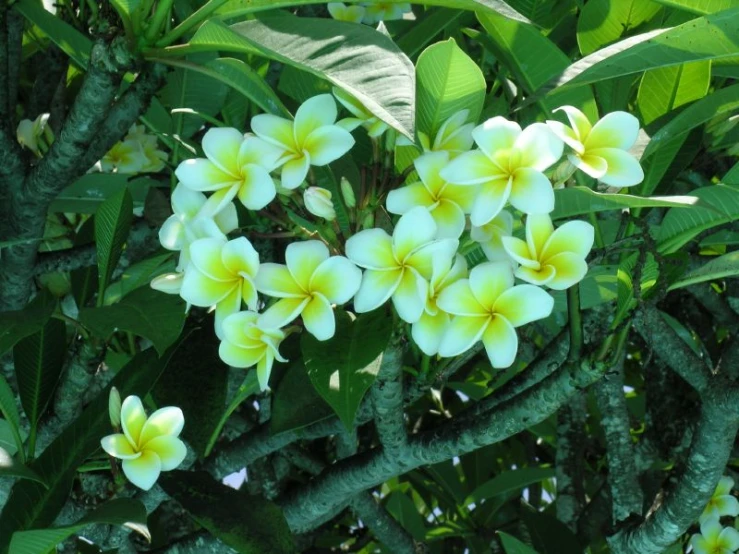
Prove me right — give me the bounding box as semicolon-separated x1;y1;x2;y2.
219;341;265;369
281;154;311;189
586;111;640;150
255;263;305;298
469;261;514;309
509;168;554;215
189;238;231;281
302;292;336;340
295;94;338;145
101;434;140;460
515;122;563;171
120;396;147;448
251;114;295;151
304;126;355;166
159;215;185;251
436;280;487;316
554;106;592;142
589;147;644;187
171;184;206;217
122;450;161;491
386;183;435;214
544;252;589;290
438;315;489;357
202;127;243;175
569;152;608;179
392;268;428;324
440;150;503;185
222;236;260;278
286;240;330;291
310;256;362;304
180;266;234;307
542;220;594;260
139;406;185;447
238;135;285;171
482;315;518;368
392;206;439;262
259;297;310;329
237;164;277;210
175;159;237;192
493;284;554;326
353;268;403;313
412;311;450;356
472;116;520;159
526;214;554;260
144;436;187;471
470;177;511;227
346;228;396;270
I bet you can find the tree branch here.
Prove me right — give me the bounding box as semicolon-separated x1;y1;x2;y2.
350;493;420;554
555;388;587;531
594;353;643;525
371;343;408;458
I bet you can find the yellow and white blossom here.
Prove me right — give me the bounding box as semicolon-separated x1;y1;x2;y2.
179;236;260;338
362;1;411;23
546;106;644;187
700;476;739;524
470;210;514;263
441;117;563;225
386;151;477;239
418;109;475;157
690;519;739;554
304;186;337;221
502;214;594;290
17;113;51;156
159;184;239;271
327;2;365;22
412;254;468;356
251;94;356;190
334;87;388;138
219;311;287;391
346;206;458;324
176;128;283;214
255;241;361;341
151;272;185;296
437;262;554;368
126;124;168;173
101;140;149;173
101;395;186;491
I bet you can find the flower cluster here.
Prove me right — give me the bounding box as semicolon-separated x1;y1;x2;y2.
328;2;412;24
100;124;168;174
690;476;739;554
151;90;645;389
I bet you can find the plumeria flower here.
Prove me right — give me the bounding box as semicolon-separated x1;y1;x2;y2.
176;128;284;215
690;519;739;554
304;186;337;221
412;254;467;356
101;140;148;173
17;113;51;156
441;117;564;226
546;106;644;187
346;206;458;324
218;311;287;391
362;1;411;23
386;151;477;239
334;87;388;138
418;109;475;157
151;272;185;296
100;396;186;491
255;241;361;341
159;184;238;271
327;2;365;22
700;476;739;524
126;124;168;173
502;214;594;290
251;94;355;190
437;262;554;368
470;210;514;263
180;236;260;338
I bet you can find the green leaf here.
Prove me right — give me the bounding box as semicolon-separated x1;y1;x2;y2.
416;38;485;136
0;292;56;357
95;188;133;299
637;61;711;125
615;252;660;326
159;471;296;554
0;448;45;486
49;174;151;214
652;0;739;14
396;8;466;59
270;357;334;435
301;310;392;430
9;498;148;554
0;342;183;553
724;162;739;186
104;253;174;304
499;532;540;554
13;318;67;427
657;184;739;253
576;0;662;55
153;325;228;458
543;9;739;92
520;509;583;554
669;252;739;290
187;17;416;138
79;287;186;356
464;467;555;505
551;187;705;220
13;0;92;68
476;12;598;118
205;371;260;458
384;491;427;541
642;83;739;159
0;375;21;435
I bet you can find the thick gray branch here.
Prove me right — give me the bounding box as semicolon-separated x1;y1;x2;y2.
372;344;407;457
555;388;587;530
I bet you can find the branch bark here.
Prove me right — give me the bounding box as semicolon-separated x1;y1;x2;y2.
371;343;408;458
555;388;587;530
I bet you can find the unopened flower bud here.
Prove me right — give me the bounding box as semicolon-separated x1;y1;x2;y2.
340;177;356;208
109;387;122;429
303;187;336;221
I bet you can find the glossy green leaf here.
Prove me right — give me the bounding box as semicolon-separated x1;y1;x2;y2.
724;162;739;185
9;498;148;554
0;421;19;457
464;467;555;505
577;0;662;55
396;8;466;58
657;184;739;253
542;8;739;93
301;310;393;430
0;342;183;553
643;83;739;159
104;253;173;303
0;448;45;486
637;61;711;124
499;532;539;554
615;252;660;326
669;251;739;290
0;375;21;434
551;187;704;220
49;174;151;214
0;292;56;357
521;509;583;554
14;0;92;68
13;318;67;427
159;471;296;554
652;0;739;14
416;38;485;136
94;188;133;299
270;357;334;435
385;491;427;541
205;371;260;458
79;287;186;356
186;17;416;138
476;11;598;118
